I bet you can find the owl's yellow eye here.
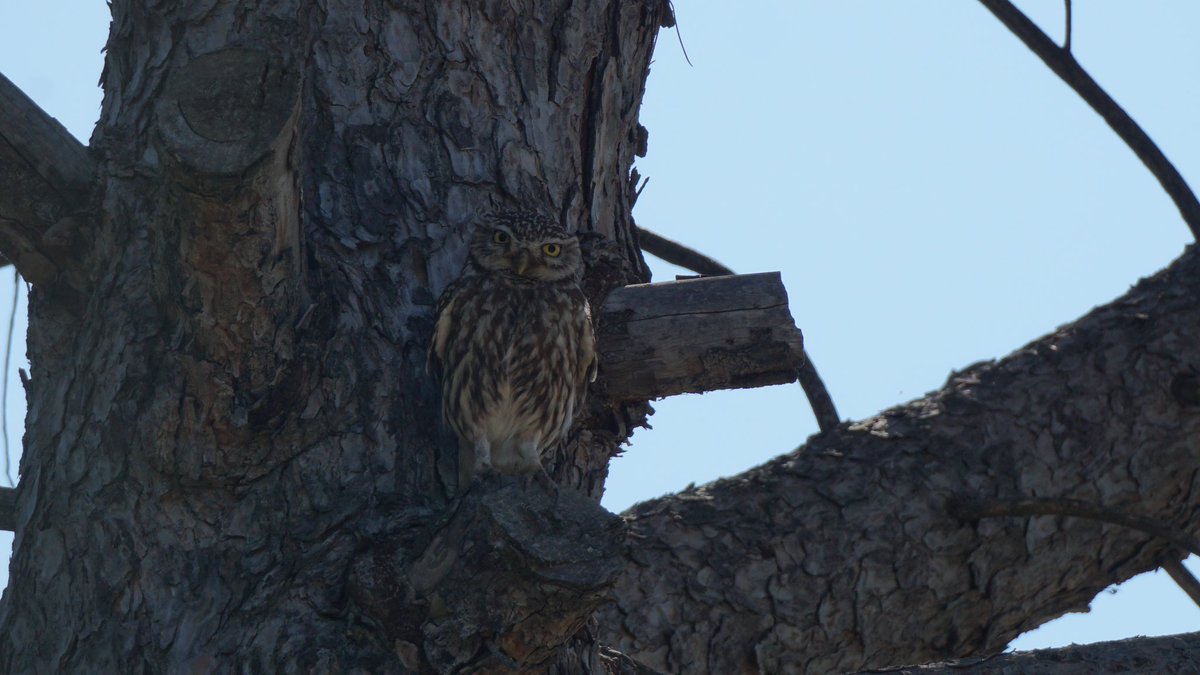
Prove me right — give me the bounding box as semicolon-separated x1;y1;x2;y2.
542;243;562;257
492;230;511;244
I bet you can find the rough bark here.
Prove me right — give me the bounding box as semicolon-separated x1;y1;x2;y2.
600;247;1200;674
0;1;668;672
877;631;1200;674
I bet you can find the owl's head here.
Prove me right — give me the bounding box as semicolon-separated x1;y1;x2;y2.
469;211;583;282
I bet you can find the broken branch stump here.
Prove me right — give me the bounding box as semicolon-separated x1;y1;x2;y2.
596;271;805;402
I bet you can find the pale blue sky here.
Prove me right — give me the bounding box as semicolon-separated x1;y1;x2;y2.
1;0;1197;655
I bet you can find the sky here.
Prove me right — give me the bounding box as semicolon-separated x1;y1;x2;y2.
1;0;1198;656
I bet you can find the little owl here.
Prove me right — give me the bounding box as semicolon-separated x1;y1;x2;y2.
429;210;597;488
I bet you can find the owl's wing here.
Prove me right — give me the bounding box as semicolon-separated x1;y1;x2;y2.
427;281;461;377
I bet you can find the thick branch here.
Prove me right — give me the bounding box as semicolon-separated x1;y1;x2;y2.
876;631;1200;674
597;272;805;401
978;0;1200;239
0;72;95;283
599;248;1200;673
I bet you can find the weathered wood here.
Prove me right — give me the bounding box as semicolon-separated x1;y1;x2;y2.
0;72;94;283
598;272;804;401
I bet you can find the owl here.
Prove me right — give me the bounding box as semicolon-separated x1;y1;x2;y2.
428;210;597;488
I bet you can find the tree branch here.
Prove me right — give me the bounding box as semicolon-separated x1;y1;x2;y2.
978;0;1200;239
797;357;841;432
0;72;95;283
599;248;1200;673
871;631;1200;674
1163;559;1200;609
636;226;734;277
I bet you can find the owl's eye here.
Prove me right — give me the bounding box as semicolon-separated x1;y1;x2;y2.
492;230;511;245
542;243;562;257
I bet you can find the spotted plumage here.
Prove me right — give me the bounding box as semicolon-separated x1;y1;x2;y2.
428;210;597;487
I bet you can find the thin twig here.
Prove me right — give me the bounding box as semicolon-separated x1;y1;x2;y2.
637;226;841;430
1162;558;1200;609
979;0;1200;239
1063;0;1072;51
797;358;840;432
948;495;1200;557
666;1;693;67
637;227;735;277
3;269;17;486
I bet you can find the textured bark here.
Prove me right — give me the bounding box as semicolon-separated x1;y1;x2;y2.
600;248;1200;674
878;631;1200;674
0;72;96;284
0;1;667;672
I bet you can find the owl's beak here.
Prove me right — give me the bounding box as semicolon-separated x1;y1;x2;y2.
513;250;533;276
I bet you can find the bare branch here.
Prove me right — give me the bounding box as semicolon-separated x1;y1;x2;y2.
0;72;95;283
1163;559;1200;609
797;357;841;432
1063;0;1072;51
636;226;734;277
978;0;1200;239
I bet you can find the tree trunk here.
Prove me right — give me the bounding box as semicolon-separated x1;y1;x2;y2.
0;1;667;671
